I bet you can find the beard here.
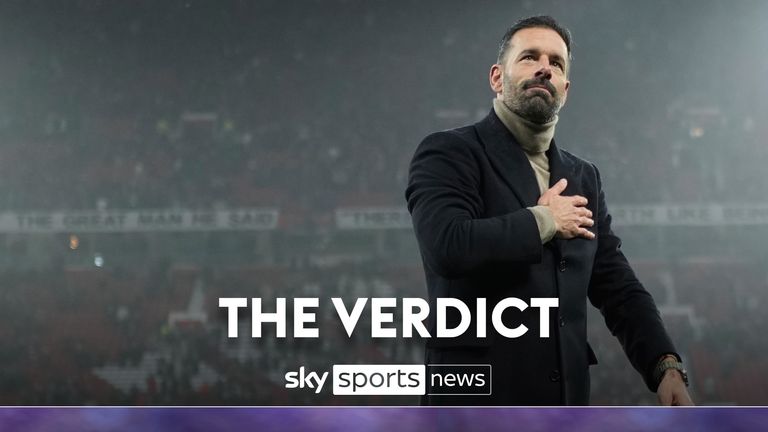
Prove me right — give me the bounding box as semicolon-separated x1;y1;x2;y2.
502;74;564;124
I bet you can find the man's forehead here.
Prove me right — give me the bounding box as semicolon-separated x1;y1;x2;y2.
508;27;568;58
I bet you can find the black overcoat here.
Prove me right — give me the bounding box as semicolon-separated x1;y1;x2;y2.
405;110;677;405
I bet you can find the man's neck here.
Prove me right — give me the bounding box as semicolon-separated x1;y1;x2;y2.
492;98;557;154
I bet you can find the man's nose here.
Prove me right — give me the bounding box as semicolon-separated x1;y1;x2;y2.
534;63;553;80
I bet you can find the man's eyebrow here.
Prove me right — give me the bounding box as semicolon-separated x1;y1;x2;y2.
517;48;541;58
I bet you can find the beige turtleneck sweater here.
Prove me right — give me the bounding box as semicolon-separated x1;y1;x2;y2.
492;98;557;243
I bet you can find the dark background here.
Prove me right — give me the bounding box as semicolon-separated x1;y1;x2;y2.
0;0;766;405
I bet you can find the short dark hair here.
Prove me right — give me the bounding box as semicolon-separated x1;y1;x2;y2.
497;15;573;65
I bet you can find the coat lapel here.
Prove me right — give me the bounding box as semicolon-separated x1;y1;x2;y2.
547;138;578;252
546;138;575;191
476;110;579;254
475;110;541;208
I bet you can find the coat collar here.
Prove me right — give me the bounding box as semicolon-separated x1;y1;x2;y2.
475;109;575;208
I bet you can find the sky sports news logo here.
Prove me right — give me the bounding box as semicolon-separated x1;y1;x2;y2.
284;364;491;396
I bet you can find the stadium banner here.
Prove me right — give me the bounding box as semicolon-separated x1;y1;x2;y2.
336;205;768;229
0;208;279;233
610;204;768;226
0;407;764;431
5;205;768;233
336;207;413;230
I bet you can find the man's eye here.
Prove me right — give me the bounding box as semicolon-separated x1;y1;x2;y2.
522;55;535;61
552;61;563;70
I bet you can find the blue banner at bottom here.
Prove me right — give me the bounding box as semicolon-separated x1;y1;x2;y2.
0;407;765;431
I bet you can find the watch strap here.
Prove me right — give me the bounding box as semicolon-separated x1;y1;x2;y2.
654;359;689;387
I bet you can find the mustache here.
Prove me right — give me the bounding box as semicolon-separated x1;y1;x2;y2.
522;78;556;96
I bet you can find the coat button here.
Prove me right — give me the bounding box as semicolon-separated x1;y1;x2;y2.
549;370;561;382
559;317;565;327
558;259;567;272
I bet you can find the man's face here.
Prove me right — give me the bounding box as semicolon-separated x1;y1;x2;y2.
490;27;570;124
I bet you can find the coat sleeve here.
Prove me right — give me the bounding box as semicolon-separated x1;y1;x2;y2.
586;164;679;392
405;131;543;279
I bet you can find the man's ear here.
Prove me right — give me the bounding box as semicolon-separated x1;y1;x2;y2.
561;80;570;105
489;64;503;94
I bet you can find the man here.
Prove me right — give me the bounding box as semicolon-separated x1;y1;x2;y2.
405;16;693;405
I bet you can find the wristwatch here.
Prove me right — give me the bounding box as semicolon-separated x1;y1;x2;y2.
654;359;689;387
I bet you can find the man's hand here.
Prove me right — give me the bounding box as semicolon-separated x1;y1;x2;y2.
538;179;595;240
657;369;695;406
